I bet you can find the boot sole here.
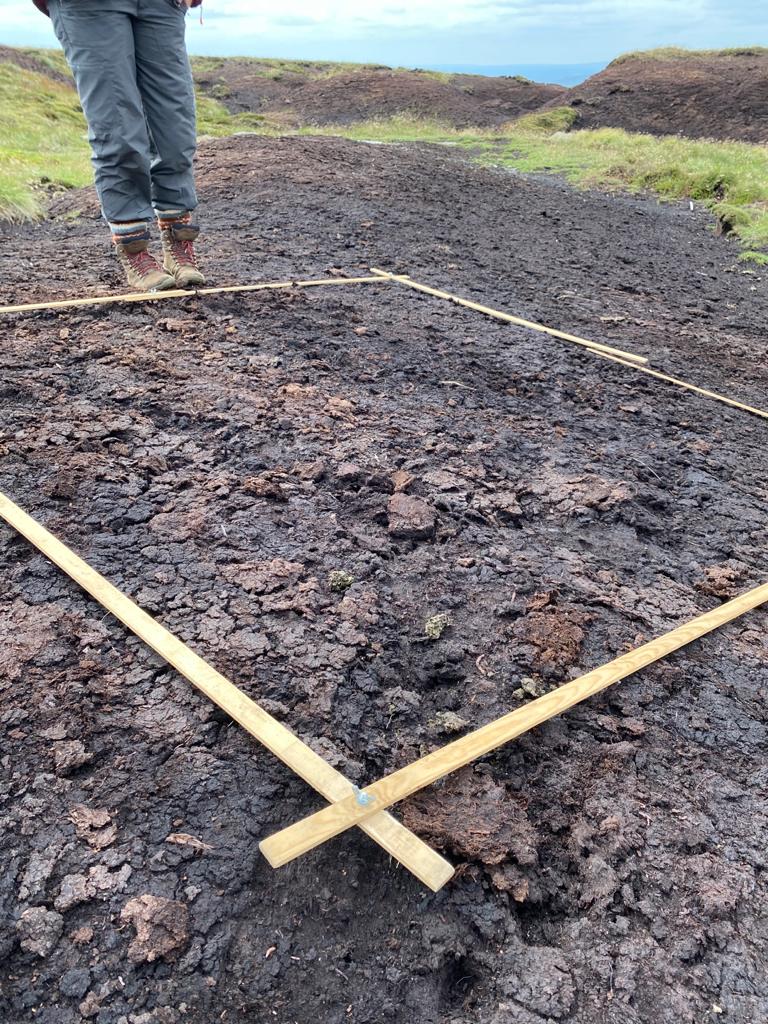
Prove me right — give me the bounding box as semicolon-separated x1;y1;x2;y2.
129;275;177;292
152;275;179;292
169;272;206;288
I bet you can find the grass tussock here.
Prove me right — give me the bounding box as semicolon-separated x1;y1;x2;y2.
504;106;579;134
739;250;768;266
611;46;768;65
195;94;277;137
190;56;454;87
190;56;467;83
302;114;477;144
19;47;73;79
191;55;392;80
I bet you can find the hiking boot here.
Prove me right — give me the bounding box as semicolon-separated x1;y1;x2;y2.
112;228;176;292
158;212;205;288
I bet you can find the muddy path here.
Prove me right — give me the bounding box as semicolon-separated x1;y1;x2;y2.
0;137;767;1024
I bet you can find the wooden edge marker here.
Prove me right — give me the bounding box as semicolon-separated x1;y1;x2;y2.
260;580;768;868
370;268;767;425
369;268;649;366
593;350;768;422
0;275;405;316
0;491;454;892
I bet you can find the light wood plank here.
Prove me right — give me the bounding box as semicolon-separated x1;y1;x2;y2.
369;268;648;365
0;276;400;315
371;268;768;423
260;580;768;867
594;351;768;421
0;491;454;891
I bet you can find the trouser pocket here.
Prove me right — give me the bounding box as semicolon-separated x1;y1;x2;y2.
47;1;72;49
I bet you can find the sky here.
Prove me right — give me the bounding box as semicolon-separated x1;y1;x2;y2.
3;0;767;69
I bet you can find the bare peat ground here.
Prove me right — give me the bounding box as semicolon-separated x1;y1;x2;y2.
0;136;767;1024
0;45;72;86
191;62;565;128
546;52;768;143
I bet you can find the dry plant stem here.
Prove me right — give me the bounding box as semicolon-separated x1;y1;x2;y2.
369;267;648;365
0;491;454;891
0;276;405;315
260;580;768;868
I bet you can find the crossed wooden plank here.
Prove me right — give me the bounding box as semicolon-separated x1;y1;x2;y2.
368;268;649;364
4;266;766;421
4;270;768;892
260;579;768;869
0;276;399;315
0;492;454;891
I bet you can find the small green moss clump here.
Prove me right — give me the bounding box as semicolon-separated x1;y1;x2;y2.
329;570;355;592
738;251;768;265
424;613;451;640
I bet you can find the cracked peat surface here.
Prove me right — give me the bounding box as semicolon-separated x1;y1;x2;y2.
0;136;767;1024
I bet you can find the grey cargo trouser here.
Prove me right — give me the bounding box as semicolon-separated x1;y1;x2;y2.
48;0;198;223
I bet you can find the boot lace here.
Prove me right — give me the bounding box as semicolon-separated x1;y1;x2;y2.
126;248;162;276
170;237;198;267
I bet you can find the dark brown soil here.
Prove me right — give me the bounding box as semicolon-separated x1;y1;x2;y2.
1;136;768;1024
0;45;72;86
549;52;768;142
193;62;565;128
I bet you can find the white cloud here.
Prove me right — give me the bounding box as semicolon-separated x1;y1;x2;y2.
196;0;709;33
2;0;765;64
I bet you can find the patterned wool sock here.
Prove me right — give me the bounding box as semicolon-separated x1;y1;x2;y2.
109;220;151;243
155;209;189;226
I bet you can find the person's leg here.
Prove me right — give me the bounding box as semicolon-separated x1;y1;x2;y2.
48;0;152;223
132;0;204;285
47;0;175;290
133;0;198;214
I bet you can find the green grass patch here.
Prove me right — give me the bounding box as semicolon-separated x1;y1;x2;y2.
0;62;90;220
19;47;73;79
484;126;768;249
190;55;390;81
506;106;579;134
194;94;277;137
189;55;465;85
738;250;768;266
301;114;481;145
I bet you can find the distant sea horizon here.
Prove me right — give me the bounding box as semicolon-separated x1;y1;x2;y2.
425;62;608;86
